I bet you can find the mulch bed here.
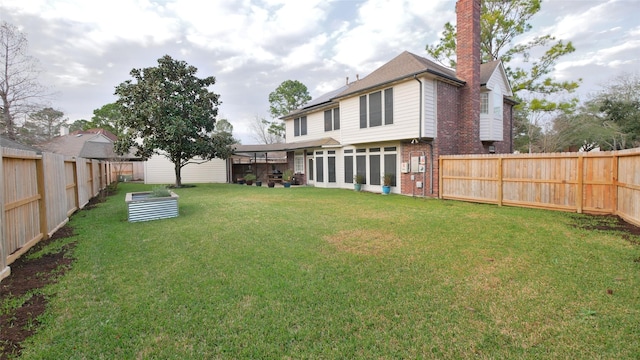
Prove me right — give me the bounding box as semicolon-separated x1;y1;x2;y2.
0;226;77;359
0;188;112;360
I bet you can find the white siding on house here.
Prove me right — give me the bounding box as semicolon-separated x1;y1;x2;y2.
144;154;227;184
480;68;509;142
310;144;401;194
286;107;342;143
341;80;421;144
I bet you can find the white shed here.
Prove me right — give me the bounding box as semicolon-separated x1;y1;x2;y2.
144;154;228;184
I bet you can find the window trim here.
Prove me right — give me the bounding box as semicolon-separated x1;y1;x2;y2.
359;87;394;128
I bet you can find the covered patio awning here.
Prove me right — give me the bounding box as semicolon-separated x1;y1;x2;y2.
233;137;340;154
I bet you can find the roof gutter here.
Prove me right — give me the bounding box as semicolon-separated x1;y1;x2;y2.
334;70;465;102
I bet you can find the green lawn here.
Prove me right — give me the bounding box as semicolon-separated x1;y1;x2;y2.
16;183;640;358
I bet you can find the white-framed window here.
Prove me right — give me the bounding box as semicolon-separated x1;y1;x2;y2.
294;116;307;137
480;92;489;114
359;88;393;128
294;155;304;174
493;90;503;117
324;108;340;132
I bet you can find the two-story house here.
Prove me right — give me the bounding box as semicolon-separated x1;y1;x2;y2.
275;0;514;196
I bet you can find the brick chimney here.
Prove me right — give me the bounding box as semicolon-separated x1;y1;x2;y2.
456;0;483;154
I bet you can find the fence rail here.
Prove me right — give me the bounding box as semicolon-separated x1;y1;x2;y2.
1;147;113;282
439;148;640;227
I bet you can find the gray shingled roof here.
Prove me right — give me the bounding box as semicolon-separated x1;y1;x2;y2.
0;135;41;153
336;51;461;99
37;131;138;159
282;51;512;120
480;60;501;86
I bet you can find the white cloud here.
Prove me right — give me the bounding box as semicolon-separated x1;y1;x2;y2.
332;0;452;70
2;0;638;144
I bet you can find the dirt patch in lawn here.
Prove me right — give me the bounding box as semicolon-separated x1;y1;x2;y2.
572;214;640;245
0;188;113;360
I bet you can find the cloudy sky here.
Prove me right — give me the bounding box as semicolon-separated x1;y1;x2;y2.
1;0;638;144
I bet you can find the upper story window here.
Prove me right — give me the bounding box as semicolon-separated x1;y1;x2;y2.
294;116;307;137
324;108;340;132
480;92;489;114
359;88;393;128
493;90;503;117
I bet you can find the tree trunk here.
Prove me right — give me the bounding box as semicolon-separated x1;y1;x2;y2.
174;161;182;188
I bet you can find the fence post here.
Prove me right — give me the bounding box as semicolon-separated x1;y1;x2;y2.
0;147;9;282
612;153;618;215
576;155;584;214
438;157;443;199
36;158;49;240
497;156;503;207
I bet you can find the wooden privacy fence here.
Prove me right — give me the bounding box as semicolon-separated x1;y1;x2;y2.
439;148;640;227
1;147;113;282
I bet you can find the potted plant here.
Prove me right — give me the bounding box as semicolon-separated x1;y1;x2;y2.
382;173;393;195
283;169;294;188
268;180;275;188
244;173;256;186
354;173;365;191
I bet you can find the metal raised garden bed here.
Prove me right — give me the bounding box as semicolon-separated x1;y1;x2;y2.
125;191;179;222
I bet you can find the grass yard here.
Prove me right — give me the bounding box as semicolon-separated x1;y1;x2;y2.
9;183;640;358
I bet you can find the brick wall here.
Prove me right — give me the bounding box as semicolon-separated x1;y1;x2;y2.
493;100;515;153
455;0;483;154
400;141;438;197
435;81;460;156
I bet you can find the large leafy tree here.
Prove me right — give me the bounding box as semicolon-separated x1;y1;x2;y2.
426;0;580;152
548;74;640;151
554;74;640;150
267;80;311;141
88;103;126;138
551;103;621;152
1;22;49;140
69;119;90;132
211;118;238;159
114;55;228;187
19;107;66;144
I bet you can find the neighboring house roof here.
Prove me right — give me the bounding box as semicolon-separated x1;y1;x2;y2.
0;135;41;153
37;129;138;159
73;128;118;141
234;137;340;153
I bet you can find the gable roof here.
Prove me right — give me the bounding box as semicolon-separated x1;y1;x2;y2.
37;129;138;159
479;59;513;97
0;135;41;153
336;51;462;99
283;51;515;120
480;60;500;85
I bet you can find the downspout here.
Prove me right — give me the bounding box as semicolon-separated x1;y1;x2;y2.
414;75;423;138
510;103;514;153
414;75;434;196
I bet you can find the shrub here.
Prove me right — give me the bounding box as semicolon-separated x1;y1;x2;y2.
150;186;171;198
